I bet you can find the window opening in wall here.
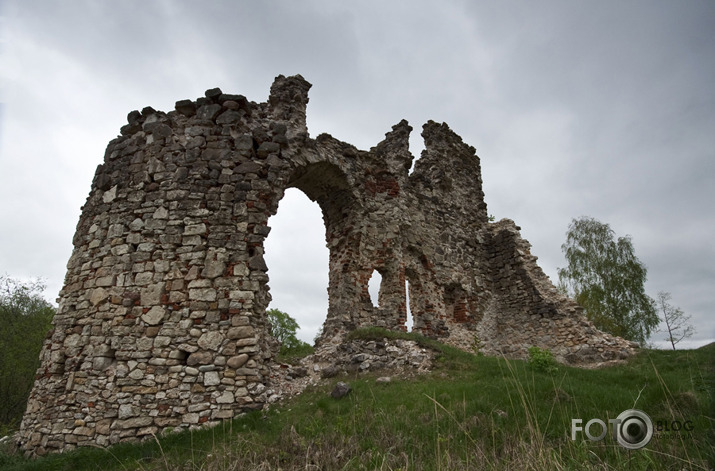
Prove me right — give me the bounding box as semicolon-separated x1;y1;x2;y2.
368;269;382;308
264;188;329;345
405;279;414;332
408;132;425;176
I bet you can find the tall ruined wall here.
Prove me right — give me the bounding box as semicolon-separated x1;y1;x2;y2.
18;75;635;455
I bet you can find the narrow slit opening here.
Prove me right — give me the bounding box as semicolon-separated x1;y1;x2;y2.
368;269;382;308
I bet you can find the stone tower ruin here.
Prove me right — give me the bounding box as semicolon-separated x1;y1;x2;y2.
18;75;634;455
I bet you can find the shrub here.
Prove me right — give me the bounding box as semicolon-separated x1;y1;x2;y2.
527;346;558;373
0;277;55;433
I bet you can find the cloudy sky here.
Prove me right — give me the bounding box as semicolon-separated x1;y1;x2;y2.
1;1;713;347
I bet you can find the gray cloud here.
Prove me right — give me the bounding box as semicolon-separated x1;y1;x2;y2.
1;0;712;344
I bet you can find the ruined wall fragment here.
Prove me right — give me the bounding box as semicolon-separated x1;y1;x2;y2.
19;75;635;455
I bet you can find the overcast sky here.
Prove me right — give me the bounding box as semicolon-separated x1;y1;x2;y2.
1;0;713;347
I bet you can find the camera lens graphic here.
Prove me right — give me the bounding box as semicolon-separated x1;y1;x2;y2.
615;409;653;450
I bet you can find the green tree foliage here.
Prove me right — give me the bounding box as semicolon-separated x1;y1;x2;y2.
266;308;310;354
557;217;659;345
0;277;55;432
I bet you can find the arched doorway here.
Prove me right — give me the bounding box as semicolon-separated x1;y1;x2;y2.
263;161;360;343
263;188;328;344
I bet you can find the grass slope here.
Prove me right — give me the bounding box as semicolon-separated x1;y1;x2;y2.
2;331;712;470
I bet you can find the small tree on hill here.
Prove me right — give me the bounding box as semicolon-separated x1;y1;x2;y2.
656;291;695;350
558;217;659;345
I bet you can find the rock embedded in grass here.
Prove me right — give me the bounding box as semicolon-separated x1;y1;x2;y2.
331;382;351;399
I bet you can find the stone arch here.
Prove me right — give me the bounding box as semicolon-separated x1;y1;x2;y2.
263;160;364;343
263;187;328;342
283;160;364;339
288;161;356;223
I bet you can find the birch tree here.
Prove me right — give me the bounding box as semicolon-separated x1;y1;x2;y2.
558;217;659;345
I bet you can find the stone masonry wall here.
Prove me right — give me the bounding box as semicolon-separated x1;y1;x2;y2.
18;75;635;455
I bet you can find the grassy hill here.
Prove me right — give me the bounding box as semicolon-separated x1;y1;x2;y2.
1;331;712;470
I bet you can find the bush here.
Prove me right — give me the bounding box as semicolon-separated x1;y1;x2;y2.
527;346;558;373
0;277;55;433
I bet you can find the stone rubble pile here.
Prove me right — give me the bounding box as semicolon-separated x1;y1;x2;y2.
262;337;436;403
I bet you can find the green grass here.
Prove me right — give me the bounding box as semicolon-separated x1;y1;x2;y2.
275;342;315;364
1;332;712;470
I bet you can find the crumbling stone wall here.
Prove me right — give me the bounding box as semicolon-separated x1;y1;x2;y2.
18;75;634;455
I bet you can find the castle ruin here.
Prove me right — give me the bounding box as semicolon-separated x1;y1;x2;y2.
18;75;634;455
